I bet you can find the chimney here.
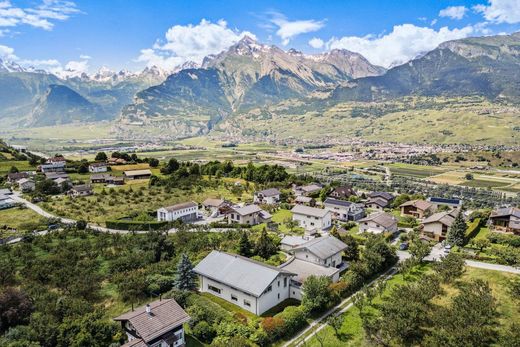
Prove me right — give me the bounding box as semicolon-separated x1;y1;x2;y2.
146;304;151;315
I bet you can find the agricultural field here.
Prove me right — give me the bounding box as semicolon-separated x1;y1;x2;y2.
304;265;518;347
0;160;37;175
388;163;449;178
0;206;48;238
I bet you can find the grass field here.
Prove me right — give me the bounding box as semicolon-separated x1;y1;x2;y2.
0;160;37;175
0;206;48;237
304;265;517;347
388;163;448;178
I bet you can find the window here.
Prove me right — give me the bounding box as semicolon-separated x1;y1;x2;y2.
266;285;272;292
231;294;238;301
244;300;251;307
284;277;287;287
278;280;280;287
208;285;221;294
278;293;280;299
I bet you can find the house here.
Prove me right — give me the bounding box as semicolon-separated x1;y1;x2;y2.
202;198;227;217
291;205;332;232
68;184;93;197
54;177;70;188
194;251;296;315
0;188;12;196
157;202;198;222
294;195;316;207
113;298;190;347
489;207;520;235
329;185;356;200
420;210;457;241
254;188;281;205
45;172;70;181
358;212;398;234
108;157;127;165
280;235;314;251
293;183;322;197
17;178;35;192
124;169;152;180
323;197;365;221
7;172;29;184
225;205;272;225
427;197;462;209
106;176;125;185
88;162;108;173
279;236;347;299
399;200;434;219
365;191;394;210
90;173;112;184
0;194;16;210
40;156;66;173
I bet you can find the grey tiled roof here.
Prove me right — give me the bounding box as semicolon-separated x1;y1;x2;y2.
292;236;347;259
324;197;352;208
232;204;262;216
422;211;456;227
193;251;295;297
291;204;330;218
162;201;197;212
256;188;281;197
279;258;339;283
358;212;397;228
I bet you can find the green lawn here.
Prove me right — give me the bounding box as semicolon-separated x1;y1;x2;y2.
0;206;48;237
200;292;257;320
0;160;37;175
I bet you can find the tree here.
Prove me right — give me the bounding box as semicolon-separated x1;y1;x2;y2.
409;238;431;263
254;228;278;259
75;220;87;230
94;152;107;161
392;194;410;208
8;166;18;173
238;231;252;257
77;162;89;174
330;226;341;240
148;158;159;168
465;173;474;180
174;253;197;291
469;238;490;252
0;287;33;333
446;212;466;246
343;234;359;261
302;276;333;312
433;252;465;283
327;314;345;340
162;158;180;174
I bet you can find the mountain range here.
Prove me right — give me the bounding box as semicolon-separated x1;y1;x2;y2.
2;32;520;143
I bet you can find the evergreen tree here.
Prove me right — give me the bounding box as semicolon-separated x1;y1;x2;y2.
447;211;466;246
254;227;278;259
94;152;108;161
238;231;252;257
174;253;197;291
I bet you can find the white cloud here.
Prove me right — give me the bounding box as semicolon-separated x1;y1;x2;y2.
0;44;16;60
474;0;520;24
137;19;256;70
79;54;91;60
439;6;468;20
308;37;324;49
326;24;474;67
269;13;325;46
0;0;79;30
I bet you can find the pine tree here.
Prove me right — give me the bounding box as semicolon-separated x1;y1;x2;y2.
238;231;252;257
254;227;277;259
447;211;466;246
174;253;197;291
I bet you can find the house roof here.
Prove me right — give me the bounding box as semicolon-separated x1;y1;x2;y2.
124;169;152;176
7;172;29;180
17;178;33;185
295;196;314;203
90;173;112;180
202;198;225;207
422;211;456;227
45;172;69;179
358;212;397;228
89;162;107;167
490;207;520;219
232;204;263;216
331;186;356;197
368;191;394;201
114;299;190;344
299;184;322;193
291;205;330;218
71;184;92;192
324;197;352;208
161;201;197;212
399;199;433;211
292;236;347;259
366;197;390;208
427;197;461;206
256;188;281;197
279;258;339;284
0;188;12;195
193;251;295;297
280;235;314;247
46;156;65;163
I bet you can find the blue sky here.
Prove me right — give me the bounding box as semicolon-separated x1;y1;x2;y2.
1;0;519;75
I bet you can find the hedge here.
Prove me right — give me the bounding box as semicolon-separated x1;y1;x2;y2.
465;218;482;242
209;222;252;229
105;220;170;230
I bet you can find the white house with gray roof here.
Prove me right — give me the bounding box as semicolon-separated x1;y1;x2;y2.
157;201;198;222
291;205;332;232
225;204;272;225
324;197;365;221
194;251;296;315
254;188;281;205
358;212;398;234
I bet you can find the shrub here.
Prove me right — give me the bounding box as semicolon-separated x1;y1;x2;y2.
464;218;481;242
487;232;520;247
192;321;215;343
261;316;285;339
275;306;307;335
105;220;170;231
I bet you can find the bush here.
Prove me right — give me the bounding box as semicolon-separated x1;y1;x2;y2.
261;316;285;339
487;232;520;247
464;218;481;242
192;321;216;343
105;220;170;231
274;306;307;336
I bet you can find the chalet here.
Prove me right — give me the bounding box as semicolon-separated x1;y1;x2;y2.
279;236;347;299
40;156;66;173
254;188;281;205
202;198;227;216
323;197;365;221
280;235;314;251
90;173;112;184
329;186;356;200
427;197;462;209
294;195;316;207
0;194;16;210
225;205;272;225
291;205;332;232
88;162;108;173
365;191;394;210
106;176;124;185
358;212;398;234
68;184;93;197
399;200;434;219
420;210;457;241
17;178;35;192
114;298;190;347
124;169;152;180
45;172;69;181
157;202;198;222
293;183;322;197
489;207;520;235
194;251;296;315
7;172;29;184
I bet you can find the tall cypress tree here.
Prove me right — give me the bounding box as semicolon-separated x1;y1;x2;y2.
447;211;466;246
238;231;252;257
174;253;197;291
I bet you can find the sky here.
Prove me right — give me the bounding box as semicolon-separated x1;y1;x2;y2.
1;0;520;75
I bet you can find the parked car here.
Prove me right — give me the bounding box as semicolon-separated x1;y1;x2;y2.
399;242;409;250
